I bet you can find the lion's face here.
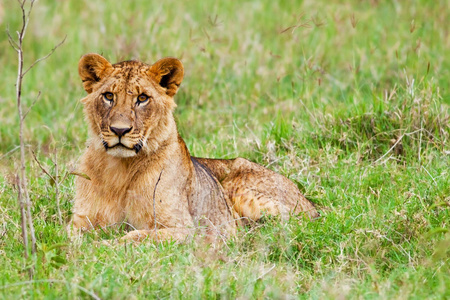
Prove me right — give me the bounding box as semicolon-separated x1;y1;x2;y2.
78;54;184;158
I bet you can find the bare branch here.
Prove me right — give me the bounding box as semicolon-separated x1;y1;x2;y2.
18;1;27;39
7;39;19;52
31;150;56;183
23;186;36;257
27;0;36;21
59;171;71;185
6;28;20;52
9;0;61;265
23;36;67;77
21;1;30;37
0;146;20;161
17;175;29;260
22;91;41;121
54;150;62;224
153;168;164;244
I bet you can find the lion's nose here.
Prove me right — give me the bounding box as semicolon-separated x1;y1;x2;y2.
110;126;132;138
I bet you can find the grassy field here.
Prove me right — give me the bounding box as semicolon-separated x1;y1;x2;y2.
1;0;449;298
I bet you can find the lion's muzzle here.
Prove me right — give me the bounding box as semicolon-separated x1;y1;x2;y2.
110;126;132;138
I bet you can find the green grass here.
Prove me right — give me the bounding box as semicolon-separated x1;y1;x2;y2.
1;0;449;298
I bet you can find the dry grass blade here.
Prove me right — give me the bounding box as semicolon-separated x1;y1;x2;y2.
70;171;91;181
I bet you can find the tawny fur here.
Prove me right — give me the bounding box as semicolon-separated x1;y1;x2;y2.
69;53;319;242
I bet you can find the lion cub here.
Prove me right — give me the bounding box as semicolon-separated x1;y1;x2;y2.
69;53;319;242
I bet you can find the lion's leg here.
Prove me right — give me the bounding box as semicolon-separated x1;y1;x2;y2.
191;158;280;221
66;213;104;242
70;213;97;230
225;184;316;223
66;213;96;238
121;228;193;243
67;212;123;239
221;158;319;222
228;188;281;222
191;157;319;223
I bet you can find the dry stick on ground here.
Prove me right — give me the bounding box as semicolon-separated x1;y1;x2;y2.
7;0;65;260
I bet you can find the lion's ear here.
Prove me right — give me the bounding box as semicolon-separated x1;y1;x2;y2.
78;53;113;93
148;58;184;97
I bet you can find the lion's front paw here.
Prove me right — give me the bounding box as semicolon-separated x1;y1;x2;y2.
120;230;152;242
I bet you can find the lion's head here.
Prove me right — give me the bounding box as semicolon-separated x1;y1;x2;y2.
78;54;184;158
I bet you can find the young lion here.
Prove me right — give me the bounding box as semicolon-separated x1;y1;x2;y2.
69;53;319;242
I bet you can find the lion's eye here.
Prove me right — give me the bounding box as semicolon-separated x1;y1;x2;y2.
137;94;149;104
103;92;114;103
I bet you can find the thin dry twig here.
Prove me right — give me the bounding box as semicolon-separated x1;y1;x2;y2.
22;36;67;77
16;174;29;259
13;0;38;259
8;0;65;269
54;150;62;224
22;91;41;121
31;151;55;182
6;28;19;51
0;146;21;161
31;151;63;223
153;169;164;244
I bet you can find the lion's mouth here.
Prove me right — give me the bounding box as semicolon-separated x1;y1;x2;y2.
103;141;143;154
